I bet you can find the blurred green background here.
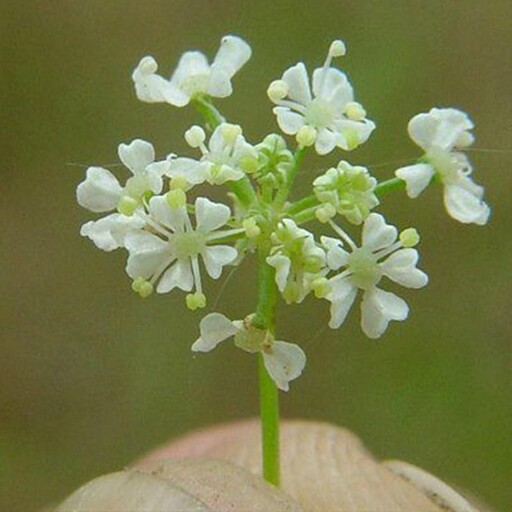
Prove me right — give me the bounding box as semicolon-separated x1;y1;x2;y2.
1;1;511;510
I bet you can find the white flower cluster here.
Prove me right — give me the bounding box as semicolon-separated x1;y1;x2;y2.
76;36;490;391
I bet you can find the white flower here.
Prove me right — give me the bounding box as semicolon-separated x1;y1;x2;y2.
124;196;238;303
323;213;428;338
313;161;379;224
76;139;169;214
80;213;144;252
267;40;375;155
167;123;258;186
267;219;326;304
395;108;490;225
132;35;252;107
191;313;306;392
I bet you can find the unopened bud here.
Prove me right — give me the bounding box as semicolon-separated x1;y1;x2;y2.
311;277;331;298
315;203;336;223
243;218;261;239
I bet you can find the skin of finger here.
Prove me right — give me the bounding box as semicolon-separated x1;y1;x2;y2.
136;419;445;512
55;458;304;512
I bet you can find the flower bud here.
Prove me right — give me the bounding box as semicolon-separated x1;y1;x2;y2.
243;218;261;239
315;204;336;223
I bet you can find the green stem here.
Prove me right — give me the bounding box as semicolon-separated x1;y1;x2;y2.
258;353;280;485
228;178;257;207
293;206;318;225
375;177;405;196
286;194;319;214
191;96;225;130
253;243;280;486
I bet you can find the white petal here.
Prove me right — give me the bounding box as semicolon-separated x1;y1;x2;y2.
408;108;474;152
206;164;245;184
76;167;123;213
195;197;231;232
274;107;305;135
327;279;357;329
408;112;439;151
206;67;232;98
315;128;337;155
167;158;208;185
211;35;252;79
395;163;435;198
169;51;210;103
282;63;312;105
148;196;186;232
118;139;155;175
80;213;144;252
262;341;307;392
312;67;352;105
202;245;237;279
266;254;291;292
443;182;491;225
144;162;168;194
428;108;474;150
361;288;409;339
131;56;178;104
171;51;210;81
191;313;240;352
207;124;229;154
325;243;350;270
157;259;193;293
380;249;429;288
125;231;169;279
362;213;398;251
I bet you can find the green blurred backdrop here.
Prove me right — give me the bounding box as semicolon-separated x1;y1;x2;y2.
1;1;511;510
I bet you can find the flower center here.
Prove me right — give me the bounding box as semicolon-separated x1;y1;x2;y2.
305;98;334;128
426;148;459;183
180;72;210;96
172;231;206;260
347;247;381;289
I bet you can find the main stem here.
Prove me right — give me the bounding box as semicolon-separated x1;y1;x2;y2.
253;243;280;485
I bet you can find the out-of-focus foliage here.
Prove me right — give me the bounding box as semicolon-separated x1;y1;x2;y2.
0;1;510;511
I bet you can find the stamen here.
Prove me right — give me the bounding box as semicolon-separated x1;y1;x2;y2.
190;255;203;294
317;39;346;96
328;220;357;250
136;210;172;239
267;80;289;102
184;125;206;148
